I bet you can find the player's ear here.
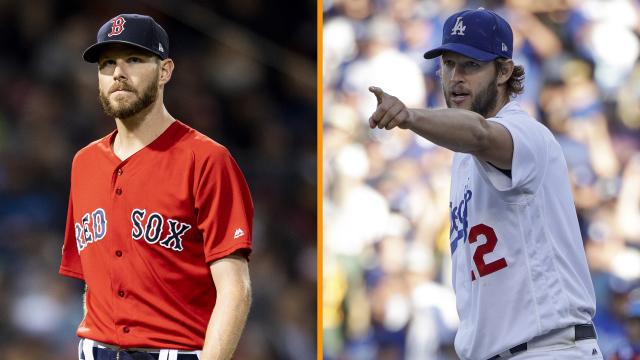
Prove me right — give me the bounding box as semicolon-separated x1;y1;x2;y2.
496;59;514;86
158;58;174;86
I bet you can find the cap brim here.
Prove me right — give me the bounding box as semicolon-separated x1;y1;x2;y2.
83;40;164;63
423;43;499;62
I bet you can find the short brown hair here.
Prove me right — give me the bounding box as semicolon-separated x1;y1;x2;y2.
495;59;525;98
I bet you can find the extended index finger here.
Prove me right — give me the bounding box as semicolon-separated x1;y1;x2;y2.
368;86;385;105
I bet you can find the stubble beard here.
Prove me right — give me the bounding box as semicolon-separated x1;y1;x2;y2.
444;77;498;118
99;74;159;120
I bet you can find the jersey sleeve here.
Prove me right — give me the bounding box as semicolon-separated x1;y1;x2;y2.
195;149;254;263
59;193;84;280
475;115;549;194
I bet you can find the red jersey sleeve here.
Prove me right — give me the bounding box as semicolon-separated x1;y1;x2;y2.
59;193;84;280
195;149;254;263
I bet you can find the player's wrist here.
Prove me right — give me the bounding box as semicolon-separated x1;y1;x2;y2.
402;108;416;130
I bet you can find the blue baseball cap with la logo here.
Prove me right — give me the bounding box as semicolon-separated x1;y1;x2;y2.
424;8;513;61
83;14;169;63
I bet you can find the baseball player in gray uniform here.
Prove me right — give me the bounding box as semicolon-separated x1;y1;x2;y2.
368;8;602;360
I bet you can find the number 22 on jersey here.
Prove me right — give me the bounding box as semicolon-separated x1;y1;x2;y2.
469;224;508;281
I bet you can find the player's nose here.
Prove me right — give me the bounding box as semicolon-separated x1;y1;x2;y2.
449;64;462;82
112;59;128;80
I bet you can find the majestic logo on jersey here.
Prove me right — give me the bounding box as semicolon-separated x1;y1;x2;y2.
451;17;466;35
234;228;245;239
107;16;126;37
449;188;472;254
75;208;191;252
131;209;192;251
75;209;107;252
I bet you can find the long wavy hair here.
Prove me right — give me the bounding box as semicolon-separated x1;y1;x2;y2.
495;59;525;98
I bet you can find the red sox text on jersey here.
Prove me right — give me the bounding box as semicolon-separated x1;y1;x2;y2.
75;208;192;252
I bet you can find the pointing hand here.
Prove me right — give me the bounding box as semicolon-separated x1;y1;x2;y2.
368;86;413;130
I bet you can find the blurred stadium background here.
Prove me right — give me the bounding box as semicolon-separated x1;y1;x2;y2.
323;0;640;359
0;1;316;359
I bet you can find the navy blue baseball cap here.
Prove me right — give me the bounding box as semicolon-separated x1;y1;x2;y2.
424;8;513;61
83;14;169;63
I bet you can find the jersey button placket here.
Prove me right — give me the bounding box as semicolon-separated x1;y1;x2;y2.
110;164;131;340
114;167;124;195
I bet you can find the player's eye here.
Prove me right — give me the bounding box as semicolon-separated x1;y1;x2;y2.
443;60;455;68
99;59;116;68
464;61;480;70
128;57;142;63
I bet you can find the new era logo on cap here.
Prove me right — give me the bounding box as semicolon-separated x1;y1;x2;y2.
83;14;170;63
424;8;513;61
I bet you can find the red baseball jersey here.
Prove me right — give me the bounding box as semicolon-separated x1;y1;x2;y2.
59;120;253;349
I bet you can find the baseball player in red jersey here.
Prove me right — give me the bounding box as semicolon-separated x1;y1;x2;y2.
59;14;253;360
368;8;602;360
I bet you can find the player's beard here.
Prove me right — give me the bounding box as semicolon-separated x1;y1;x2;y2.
444;77;498;118
471;78;498;118
99;74;159;119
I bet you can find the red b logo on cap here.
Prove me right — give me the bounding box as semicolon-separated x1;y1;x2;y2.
107;16;126;37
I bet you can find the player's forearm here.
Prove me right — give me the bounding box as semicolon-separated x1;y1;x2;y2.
83;284;88;316
201;282;252;360
407;108;491;154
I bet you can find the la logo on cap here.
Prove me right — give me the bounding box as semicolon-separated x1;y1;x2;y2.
108;16;126;37
451;17;466;35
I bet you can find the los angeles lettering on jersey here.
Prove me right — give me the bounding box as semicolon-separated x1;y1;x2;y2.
75;208;191;252
449;185;508;280
449;188;472;254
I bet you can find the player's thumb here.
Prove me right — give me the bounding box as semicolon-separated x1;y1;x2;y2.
369;86;384;105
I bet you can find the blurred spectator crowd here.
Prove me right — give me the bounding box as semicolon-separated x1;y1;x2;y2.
0;1;316;359
323;0;640;359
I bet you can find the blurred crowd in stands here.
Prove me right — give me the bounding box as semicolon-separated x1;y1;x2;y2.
323;0;640;359
0;1;316;359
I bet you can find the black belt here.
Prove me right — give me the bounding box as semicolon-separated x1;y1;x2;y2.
487;323;596;360
89;347;199;360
